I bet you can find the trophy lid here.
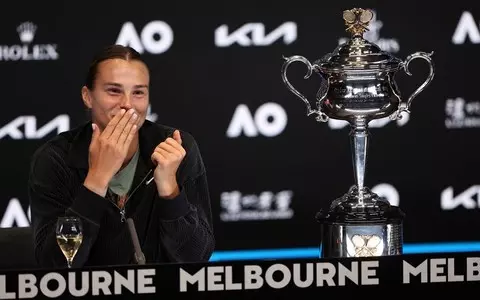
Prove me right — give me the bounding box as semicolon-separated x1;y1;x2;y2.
316;8;402;72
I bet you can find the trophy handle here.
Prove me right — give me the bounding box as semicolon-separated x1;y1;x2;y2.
390;51;435;120
281;55;329;122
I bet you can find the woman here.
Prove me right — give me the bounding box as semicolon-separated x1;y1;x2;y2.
28;45;215;267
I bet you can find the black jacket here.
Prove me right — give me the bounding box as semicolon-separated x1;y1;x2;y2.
28;120;215;268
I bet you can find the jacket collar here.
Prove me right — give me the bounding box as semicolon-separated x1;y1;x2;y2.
66;120;173;172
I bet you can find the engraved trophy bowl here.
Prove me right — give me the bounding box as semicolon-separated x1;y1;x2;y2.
281;8;435;258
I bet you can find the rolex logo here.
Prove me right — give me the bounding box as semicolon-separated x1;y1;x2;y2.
17;22;37;43
0;21;58;61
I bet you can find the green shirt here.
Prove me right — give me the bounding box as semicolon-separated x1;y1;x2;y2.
108;149;140;197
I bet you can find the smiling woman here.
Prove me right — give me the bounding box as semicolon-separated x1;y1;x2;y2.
80;46;150;197
27;44;216;268
81;47;150;132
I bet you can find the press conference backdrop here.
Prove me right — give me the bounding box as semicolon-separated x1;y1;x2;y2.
0;1;479;260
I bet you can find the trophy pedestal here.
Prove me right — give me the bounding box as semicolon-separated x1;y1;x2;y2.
316;186;405;258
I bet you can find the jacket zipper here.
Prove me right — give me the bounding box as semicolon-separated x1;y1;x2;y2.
108;169;154;222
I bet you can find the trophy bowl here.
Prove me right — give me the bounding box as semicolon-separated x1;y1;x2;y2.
281;8;435;258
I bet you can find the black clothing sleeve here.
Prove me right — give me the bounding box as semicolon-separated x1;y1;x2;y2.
153;133;215;263
28;144;111;268
154;171;215;262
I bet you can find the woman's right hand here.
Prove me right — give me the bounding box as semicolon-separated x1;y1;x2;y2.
83;108;139;196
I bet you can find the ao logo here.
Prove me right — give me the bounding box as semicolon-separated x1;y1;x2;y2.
371;183;400;206
452;11;480;44
226;102;287;138
116;21;173;54
0;198;30;228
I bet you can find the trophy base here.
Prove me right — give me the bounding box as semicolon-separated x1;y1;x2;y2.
316;185;405;258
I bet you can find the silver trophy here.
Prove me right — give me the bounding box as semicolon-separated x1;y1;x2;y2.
281;8;434;258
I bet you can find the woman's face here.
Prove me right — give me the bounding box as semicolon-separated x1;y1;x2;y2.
82;58;150;131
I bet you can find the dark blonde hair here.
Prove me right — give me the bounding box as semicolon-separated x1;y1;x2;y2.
84;44;146;90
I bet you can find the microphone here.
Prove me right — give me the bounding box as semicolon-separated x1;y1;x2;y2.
126;218;146;265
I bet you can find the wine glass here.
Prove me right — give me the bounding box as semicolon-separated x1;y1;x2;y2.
56;216;83;268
